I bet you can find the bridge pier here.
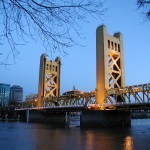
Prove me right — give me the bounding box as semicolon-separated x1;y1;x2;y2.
40;111;66;125
17;108;131;128
80;109;131;127
26;109;29;123
17;109;67;125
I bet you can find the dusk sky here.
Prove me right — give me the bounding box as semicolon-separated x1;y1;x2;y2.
0;0;150;100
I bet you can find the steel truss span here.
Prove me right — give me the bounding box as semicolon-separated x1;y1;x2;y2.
16;83;150;111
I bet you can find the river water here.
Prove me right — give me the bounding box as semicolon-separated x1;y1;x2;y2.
0;119;150;150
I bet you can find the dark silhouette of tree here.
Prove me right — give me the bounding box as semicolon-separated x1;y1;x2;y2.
137;0;150;20
0;0;105;65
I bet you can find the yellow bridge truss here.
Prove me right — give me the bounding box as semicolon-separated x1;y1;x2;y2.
17;83;150;109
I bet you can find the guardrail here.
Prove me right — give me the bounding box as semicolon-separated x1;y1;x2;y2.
15;105;84;111
89;101;150;107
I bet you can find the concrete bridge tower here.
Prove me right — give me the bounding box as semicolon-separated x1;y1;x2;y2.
96;25;125;104
37;54;61;107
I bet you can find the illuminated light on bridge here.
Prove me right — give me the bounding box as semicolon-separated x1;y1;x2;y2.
124;136;134;150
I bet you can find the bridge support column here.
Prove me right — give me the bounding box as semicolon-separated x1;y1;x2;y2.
80;109;131;127
65;112;69;123
25;110;42;122
26;109;29;123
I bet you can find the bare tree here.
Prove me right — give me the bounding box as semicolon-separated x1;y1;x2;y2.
0;0;105;65
137;0;150;20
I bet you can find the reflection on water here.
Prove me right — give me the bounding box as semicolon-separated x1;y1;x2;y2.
124;136;134;150
0;119;150;150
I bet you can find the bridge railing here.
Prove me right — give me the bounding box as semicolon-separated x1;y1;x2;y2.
90;101;150;107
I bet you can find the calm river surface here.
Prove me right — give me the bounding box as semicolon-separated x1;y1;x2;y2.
0;119;150;150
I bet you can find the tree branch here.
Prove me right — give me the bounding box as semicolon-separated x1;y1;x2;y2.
0;0;106;64
137;0;150;20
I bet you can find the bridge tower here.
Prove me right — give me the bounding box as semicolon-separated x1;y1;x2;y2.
37;54;61;107
96;25;125;104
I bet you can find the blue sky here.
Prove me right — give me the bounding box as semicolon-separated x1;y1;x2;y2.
0;0;150;100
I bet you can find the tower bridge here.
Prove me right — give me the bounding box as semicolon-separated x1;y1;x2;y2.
16;25;150;127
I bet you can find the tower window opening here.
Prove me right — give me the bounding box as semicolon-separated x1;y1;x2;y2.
108;40;110;48
56;66;58;72
52;65;55;71
111;41;114;50
46;64;49;70
118;44;120;52
115;43;117;51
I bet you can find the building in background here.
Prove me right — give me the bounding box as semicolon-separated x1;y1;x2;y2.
10;85;23;103
0;83;10;108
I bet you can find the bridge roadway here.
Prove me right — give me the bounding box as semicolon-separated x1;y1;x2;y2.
16;101;150;111
16;105;84;112
89;102;150;111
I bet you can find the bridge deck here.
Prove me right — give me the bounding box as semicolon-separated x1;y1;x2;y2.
16;102;150;111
